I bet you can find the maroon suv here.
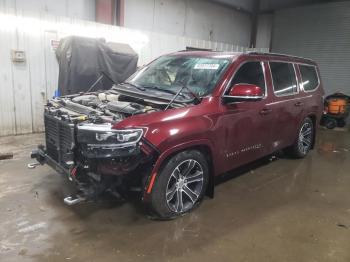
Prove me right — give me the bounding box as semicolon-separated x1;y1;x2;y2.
30;51;324;219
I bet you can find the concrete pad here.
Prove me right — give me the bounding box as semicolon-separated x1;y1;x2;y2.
0;130;350;262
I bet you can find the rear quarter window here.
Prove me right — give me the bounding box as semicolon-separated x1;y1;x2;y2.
299;65;319;92
270;62;298;96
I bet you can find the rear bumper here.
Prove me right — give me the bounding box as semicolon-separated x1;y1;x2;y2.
31;145;70;177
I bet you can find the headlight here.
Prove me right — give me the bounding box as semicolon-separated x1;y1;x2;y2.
94;129;142;143
77;123;143;146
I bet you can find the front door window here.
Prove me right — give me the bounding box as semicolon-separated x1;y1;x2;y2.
228;61;266;96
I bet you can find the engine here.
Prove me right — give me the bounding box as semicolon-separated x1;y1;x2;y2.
46;91;159;125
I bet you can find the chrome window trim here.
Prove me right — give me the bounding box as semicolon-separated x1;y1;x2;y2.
222;95;264;100
269;61;299;98
297;64;320;93
293;63;300;95
262;61;268;98
222;60;268;100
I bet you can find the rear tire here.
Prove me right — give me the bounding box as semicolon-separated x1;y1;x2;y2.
286;117;314;158
149;150;209;219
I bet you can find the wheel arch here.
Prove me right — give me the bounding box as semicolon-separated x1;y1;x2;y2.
143;140;216;200
306;113;317;149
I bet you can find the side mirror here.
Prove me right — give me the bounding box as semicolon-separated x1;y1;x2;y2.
222;83;264;104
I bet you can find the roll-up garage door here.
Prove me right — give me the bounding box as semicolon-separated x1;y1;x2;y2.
271;1;350;94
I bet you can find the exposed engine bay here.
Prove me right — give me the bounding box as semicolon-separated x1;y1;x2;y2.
45;90;161;162
47;90;161;124
31;89;171;204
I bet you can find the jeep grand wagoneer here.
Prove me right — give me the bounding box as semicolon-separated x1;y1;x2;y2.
30;51;324;219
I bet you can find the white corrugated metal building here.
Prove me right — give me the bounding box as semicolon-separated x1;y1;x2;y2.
0;0;348;136
1;1;350;261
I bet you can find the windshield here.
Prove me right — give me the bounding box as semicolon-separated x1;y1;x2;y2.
125;55;231;97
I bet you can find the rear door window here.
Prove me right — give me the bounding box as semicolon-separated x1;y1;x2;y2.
299;65;319;91
270;62;298;96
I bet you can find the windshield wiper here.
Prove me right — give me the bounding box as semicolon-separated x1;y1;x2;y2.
130;84;190;99
180;86;201;103
165;83;201;110
142;85;179;95
121;82;181;96
120;82;197;105
121;82;146;91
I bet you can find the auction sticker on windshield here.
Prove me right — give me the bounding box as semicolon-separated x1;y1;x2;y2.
194;63;220;70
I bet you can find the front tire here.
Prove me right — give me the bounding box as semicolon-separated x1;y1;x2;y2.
286;117;314;158
149;150;209;219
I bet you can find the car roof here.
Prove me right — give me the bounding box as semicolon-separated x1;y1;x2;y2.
171;50;316;65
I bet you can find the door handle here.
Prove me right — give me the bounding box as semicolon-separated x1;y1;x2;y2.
294;101;303;107
260;108;272;115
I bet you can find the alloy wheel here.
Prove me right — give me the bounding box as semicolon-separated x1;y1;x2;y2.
298;122;312;154
165;159;204;213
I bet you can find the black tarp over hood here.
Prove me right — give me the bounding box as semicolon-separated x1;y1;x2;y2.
56;36;138;95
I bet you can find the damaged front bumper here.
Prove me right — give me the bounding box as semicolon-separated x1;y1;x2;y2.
29;138;158;206
28;113;159;206
29;146;87;205
29;145;71;177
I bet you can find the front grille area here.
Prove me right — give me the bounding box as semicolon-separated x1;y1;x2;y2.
44;114;75;168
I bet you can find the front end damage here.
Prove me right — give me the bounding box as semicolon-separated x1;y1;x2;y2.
29;90;162;205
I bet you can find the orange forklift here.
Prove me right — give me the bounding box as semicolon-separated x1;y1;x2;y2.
321;93;350;129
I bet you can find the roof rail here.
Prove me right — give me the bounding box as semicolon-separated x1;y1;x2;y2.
245;51;314;62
